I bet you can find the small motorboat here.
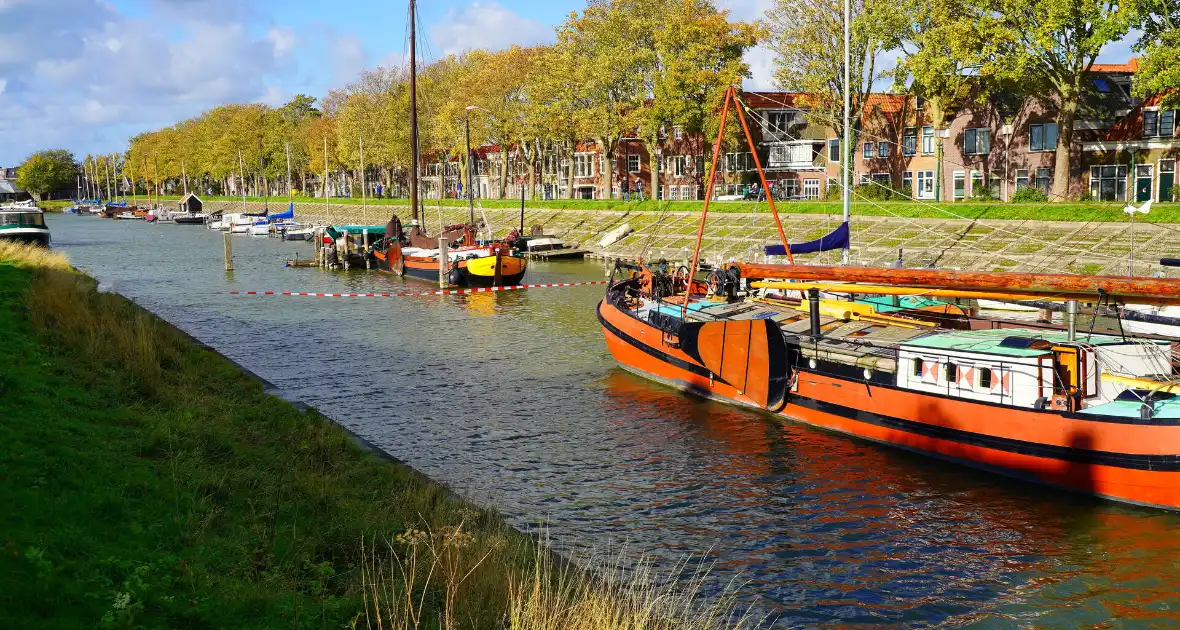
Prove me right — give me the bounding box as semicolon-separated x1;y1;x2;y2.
248;219;271;236
116;211;141;220
174;213;207;225
0;202;51;246
281;225;315;241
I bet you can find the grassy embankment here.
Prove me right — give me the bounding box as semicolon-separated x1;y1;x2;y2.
0;242;756;629
126;194;1174;222
34;201;74;213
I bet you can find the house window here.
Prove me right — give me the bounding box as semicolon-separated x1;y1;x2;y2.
828;138;840;162
803;178;820;199
953;171;965;200
970;171;983;197
680;185;693;200
1144;110;1176;137
903;128;917;156
989;170;1002;198
963;128;991;155
769;145;787;167
902;171;913;193
1015;169;1029;190
1089;165;1128;201
922;126;934;154
767;112;793;135
1030;123;1058;152
913;357;923;377
668;185;679;200
670;156;685;177
574;154;593;178
627;155;640;173
863;142;873;159
877;142;889;158
1035;167;1051;193
673;125;684;140
979;367;993;389
872;173;891;185
916;170;935;199
859;173;869;185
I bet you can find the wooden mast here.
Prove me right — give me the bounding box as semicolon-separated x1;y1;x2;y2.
737;263;1180;303
409;0;420;224
682;86;735;319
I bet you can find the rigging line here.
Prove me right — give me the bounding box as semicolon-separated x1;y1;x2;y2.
737;104;1129;262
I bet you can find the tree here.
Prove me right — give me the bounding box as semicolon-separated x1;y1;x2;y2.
765;0;888;148
17;150;77;200
986;0;1138;200
1133;0;1180;108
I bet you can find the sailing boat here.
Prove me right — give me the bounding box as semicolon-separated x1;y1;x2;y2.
598;84;1180;511
371;0;527;287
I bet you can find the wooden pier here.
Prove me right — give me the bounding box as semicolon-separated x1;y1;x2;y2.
523;248;591;260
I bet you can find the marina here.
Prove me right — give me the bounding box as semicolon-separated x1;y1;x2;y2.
44;211;1180;625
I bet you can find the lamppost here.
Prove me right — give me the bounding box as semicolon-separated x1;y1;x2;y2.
465;105;492;226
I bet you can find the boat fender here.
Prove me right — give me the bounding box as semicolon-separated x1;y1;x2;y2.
1034;396;1049;410
448;261;463;286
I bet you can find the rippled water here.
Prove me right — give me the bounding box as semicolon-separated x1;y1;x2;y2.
48;214;1180;627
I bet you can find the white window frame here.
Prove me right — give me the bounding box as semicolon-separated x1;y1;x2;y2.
802;178;820;199
673;125;684;140
963;128;990;156
627;154;640;174
916;170;935;199
953;171;966;200
680;185;693;201
573;153;594;178
877;141;889;158
902;170;913;194
1029;123;1058;152
969;170;984;197
921;126;934;154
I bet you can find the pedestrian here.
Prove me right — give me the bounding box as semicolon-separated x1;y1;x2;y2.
620;177;630;201
634;177;644;201
376;183;383;199
456;181;464;200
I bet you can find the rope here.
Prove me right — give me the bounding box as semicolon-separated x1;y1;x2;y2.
223;280;612;298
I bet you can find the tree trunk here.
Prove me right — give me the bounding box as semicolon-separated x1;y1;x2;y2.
1053;87;1079;202
498;150;508;199
565;139;575;199
596;136;614;201
647;133;660;202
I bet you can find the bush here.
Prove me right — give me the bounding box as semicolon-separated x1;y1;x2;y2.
854;181;910;201
1011;187;1049;203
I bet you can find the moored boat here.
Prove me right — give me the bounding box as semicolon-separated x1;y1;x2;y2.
0;202;50;246
372;218;527;286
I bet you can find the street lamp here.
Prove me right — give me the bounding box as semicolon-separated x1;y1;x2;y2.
465;105;493;226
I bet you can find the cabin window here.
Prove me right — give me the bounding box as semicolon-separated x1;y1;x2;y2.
945;363;958;383
913;357;924;377
978;367;993;389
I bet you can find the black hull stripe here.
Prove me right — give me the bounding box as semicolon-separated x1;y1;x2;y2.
598;300;1180;473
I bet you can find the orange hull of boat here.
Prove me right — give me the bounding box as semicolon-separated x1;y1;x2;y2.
598;297;1180;510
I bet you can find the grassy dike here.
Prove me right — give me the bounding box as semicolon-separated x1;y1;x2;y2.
117;193;1171;222
0;243;756;629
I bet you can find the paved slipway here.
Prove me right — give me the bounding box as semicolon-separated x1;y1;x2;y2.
206;200;1180;277
50;213;1180;627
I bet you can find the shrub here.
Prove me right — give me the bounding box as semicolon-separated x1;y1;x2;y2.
1011;187;1049;203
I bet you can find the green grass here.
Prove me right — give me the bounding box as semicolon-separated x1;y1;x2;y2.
137;194;1180;222
0;246;534;628
36;201;74;213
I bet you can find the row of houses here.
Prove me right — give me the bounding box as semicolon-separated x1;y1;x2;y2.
420;59;1177;205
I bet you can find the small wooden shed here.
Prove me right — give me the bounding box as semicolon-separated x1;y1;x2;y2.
178;193;203;214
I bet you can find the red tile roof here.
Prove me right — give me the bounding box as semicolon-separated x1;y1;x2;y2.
1092;58;1138;73
742;91;811;109
863;93;907;115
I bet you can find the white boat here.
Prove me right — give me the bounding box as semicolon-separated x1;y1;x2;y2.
116;211;141;220
248;220;271;236
228;214;254;233
281;226;315;241
0;203;50;246
977;299;1041;312
1122;304;1180;338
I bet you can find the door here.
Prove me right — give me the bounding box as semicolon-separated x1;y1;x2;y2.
1136;164;1154;202
1160;160;1175;202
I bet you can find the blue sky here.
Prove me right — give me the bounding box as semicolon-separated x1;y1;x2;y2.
0;0;1139;165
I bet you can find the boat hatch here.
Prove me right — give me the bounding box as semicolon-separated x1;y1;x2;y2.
999;336;1053;350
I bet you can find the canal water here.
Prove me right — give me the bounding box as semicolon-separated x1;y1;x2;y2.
49;214;1180;627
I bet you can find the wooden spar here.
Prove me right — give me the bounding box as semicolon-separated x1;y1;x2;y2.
683;86;735;320
733;94;793;264
739;264;1180;303
747;282;1178;304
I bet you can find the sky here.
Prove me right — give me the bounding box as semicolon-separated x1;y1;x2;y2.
0;0;1141;165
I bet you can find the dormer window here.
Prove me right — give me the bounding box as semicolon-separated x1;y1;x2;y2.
767;112;793;135
1144;109;1176;138
1093;78;1111;93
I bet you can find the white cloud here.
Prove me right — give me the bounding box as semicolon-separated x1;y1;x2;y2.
0;0;300;163
430;2;552;56
330;32;370;85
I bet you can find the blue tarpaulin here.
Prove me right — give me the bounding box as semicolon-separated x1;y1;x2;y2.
269;202;294;220
764;221;849;256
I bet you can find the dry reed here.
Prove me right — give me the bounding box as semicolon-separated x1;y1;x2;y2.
361;524;764;630
0;241;71;271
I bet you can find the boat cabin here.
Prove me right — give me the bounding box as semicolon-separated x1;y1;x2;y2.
897;329;1170;410
178;193;203;214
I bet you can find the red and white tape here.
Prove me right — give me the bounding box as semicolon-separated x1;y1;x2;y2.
225;280;611;298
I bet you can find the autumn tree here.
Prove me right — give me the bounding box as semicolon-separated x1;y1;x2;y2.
986;0;1138;200
17;149;77;200
1133;0;1180;108
765;0;888;152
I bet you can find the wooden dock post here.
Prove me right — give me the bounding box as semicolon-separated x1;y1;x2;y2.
224;232;233;271
438;237;449;288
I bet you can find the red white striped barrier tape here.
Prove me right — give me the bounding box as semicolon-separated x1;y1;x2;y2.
224;280;611;298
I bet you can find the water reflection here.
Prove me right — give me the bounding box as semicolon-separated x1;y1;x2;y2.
48;214;1180;627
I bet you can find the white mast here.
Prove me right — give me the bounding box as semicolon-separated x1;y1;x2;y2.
360;137;367;226
238;149;247;213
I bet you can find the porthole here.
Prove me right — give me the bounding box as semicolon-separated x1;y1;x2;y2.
808;358;817;369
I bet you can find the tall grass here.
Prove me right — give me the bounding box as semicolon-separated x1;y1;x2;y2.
361;526;765;630
0;241;71;271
